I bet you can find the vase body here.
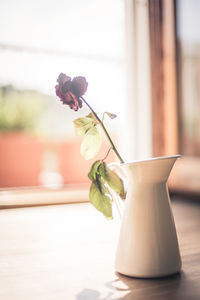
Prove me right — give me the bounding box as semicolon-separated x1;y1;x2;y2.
115;155;182;278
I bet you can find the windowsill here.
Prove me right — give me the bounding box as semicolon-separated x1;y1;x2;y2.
0;184;89;208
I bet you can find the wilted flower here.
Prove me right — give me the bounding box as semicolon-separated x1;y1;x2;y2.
55;73;88;111
55;72;124;219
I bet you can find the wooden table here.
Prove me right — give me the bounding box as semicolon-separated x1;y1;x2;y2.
0;196;200;300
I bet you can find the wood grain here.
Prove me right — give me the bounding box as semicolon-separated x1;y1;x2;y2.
0;197;200;299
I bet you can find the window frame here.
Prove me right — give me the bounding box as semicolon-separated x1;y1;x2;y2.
149;0;200;196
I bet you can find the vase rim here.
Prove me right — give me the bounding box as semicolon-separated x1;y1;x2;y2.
121;154;181;167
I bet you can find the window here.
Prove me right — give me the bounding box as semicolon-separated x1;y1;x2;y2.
0;0;154;206
0;0;127;190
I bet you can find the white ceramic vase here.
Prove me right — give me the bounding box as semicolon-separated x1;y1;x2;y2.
114;155;182;278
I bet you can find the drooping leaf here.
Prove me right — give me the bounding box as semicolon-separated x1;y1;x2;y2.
88;160;101;181
104;112;117;120
99;162;125;199
89;181;113;219
80;127;102;160
73;117;94;136
86;112;98;124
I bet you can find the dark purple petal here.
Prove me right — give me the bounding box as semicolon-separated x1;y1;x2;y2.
55;73;87;111
57;73;71;86
71;76;88;98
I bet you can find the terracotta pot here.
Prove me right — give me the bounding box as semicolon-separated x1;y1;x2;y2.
0;132;44;187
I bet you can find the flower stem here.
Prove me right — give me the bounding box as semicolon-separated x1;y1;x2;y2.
81;97;124;163
101;147;112;162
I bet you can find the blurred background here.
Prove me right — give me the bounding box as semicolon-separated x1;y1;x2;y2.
0;0;199;197
0;0;127;188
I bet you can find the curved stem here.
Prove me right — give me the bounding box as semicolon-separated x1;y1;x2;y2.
100;122;124;163
81;97;124;163
101;147;112;162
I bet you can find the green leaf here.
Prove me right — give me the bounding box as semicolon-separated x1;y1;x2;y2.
73;117;94;136
86;112;98;124
89;181;113;219
80;127;102;160
104;112;117;120
99;162;125;199
88;160;101;181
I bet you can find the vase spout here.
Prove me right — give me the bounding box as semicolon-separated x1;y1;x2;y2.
123;155;181;184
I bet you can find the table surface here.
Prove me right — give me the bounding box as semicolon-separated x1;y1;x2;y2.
0;196;200;300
